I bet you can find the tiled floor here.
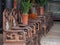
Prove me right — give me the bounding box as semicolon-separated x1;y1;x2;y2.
41;22;60;45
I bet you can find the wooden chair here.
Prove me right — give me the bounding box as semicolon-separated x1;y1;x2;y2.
3;9;33;45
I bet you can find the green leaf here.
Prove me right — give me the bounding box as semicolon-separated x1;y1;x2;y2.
21;0;31;14
39;0;48;7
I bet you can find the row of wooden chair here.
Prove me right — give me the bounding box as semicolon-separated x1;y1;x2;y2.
3;8;53;45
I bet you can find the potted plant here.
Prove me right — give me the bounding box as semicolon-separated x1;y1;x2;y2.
40;0;48;15
21;0;31;25
29;0;38;19
36;0;48;15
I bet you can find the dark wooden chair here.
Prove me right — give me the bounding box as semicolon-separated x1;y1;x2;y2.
3;9;34;45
